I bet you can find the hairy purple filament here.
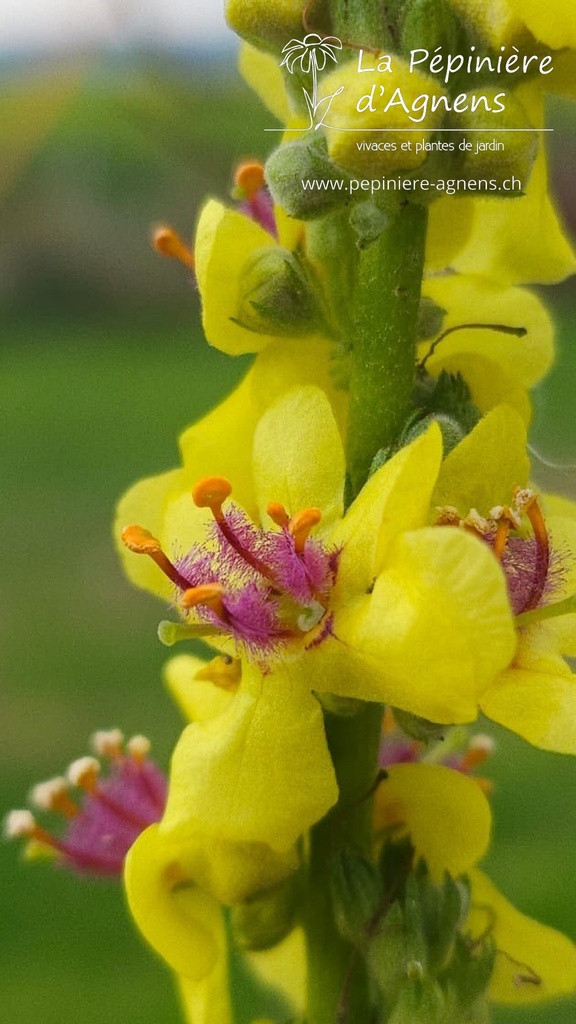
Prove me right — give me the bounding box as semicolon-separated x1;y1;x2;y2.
176;503;338;657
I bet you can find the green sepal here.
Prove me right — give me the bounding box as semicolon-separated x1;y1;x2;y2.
235;247;321;336
387;977;448;1024
392;708;450;743
349;201;391;250
330;847;384;944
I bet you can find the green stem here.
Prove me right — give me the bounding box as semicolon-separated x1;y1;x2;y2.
304;704;384;1024
346;203;427;497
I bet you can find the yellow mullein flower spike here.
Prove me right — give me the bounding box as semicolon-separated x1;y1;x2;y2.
375;763;491;881
121;385;518;851
468;870;576;1003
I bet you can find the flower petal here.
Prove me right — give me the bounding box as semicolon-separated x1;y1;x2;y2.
450;147;576;285
333;424;443;594
432;404;530;515
178;973;233;1024
331;526;516;722
195;200;281;355
161;663;338;850
468;869;576;1004
429;351;531;424
124;824;223;980
506;0;576;49
178;368;260;519
480;625;576;753
375;763;491;880
115;468;187;599
252;386;345;533
239;42;292;124
421;276;554;390
164;654;235;723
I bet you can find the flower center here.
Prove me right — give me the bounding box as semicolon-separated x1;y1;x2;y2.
436;488;561;616
4;730;166;877
122;476;339;659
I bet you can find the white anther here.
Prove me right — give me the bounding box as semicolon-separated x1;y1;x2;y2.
489;505;521;530
468;733;496;755
464;508;491;534
67;756;100;788
29;776;68;811
4;809;37;839
91;729;124;757
127;735;151;759
514;487;536;513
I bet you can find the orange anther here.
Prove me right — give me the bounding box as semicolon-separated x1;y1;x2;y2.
121;525;161;554
289;507;322;553
182;583;226;619
234;161;265;198
267;502;290;529
121;526;192;591
152;225;195;271
192;477;233;520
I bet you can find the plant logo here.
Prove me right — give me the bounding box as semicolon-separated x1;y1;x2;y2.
280;33;344;130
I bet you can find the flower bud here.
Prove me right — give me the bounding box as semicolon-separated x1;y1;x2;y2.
451;89;538;189
320;59;447;176
237;246;321;335
226;0;323;53
265;139;351;220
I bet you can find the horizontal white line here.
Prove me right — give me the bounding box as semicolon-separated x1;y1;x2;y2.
265;126;553;132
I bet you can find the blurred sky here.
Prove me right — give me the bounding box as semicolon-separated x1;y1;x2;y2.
0;0;231;52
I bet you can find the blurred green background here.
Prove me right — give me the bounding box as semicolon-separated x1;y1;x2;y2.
1;46;576;1024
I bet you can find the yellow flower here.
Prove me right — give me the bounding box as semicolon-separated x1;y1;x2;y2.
119;386;516;848
419;273;554;425
125;822;304;1024
374;762;492;881
376;762;576;1005
195;196;314;356
124;825;232;1024
433;403;576;753
467;870;576;1004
